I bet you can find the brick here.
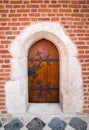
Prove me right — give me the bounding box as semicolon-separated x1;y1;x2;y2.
22;14;28;17
40;4;47;8
17;9;30;13
38;9;51;12
44;0;49;3
30;0;43;3
6;5;12;8
48;4;61;8
4;59;9;63
0;32;4;35
85;50;89;54
3;0;9;3
52;9;58;12
73;29;85;33
6;31;12;35
10;9;16;13
0;5;4;8
56;13;63;16
8;22;21;26
48;13;55;16
0;73;9;76
0;36;6;39
12;27;17;30
1;14;7;17
2;65;10;68
73;9;79;12
79;1;86;4
81;9;89;12
69;4;81;8
21;22;30;26
58;0;70;3
19;18;30;21
0;90;4;93
0;18;10;21
62;4;68;8
1;55;11;58
85;59;89;62
0;50;8;53
0;60;3;63
0;10;9;13
7;36;15;39
21;5;25;8
1;41;10;44
40;13;47;17
78;55;89;59
10;0;22;4
0;103;5;106
13;5;20;8
12;18;18;21
24;1;29;4
71;1;78;4
9;14;21;17
83;64;89;67
38;18;50;21
59;9;71;12
0;77;9;80
85;14;89;17
13;31;20;35
27;5;39;8
83;110;89;113
29;13;40;17
73;21;84;25
31;9;37;12
51;0;57;3
51;17;59;21
78;46;89;49
1;111;8;114
79;37;89;40
71;13;84;17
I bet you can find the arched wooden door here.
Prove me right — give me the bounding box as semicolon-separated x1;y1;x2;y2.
28;39;59;103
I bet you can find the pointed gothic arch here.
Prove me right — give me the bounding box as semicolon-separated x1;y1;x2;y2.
5;22;83;113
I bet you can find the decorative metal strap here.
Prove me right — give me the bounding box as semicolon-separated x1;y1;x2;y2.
28;50;59;66
29;80;59;98
28;50;59;78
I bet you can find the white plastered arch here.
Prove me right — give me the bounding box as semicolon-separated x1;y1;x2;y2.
5;22;83;113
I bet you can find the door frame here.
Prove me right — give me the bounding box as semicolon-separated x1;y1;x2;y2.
5;22;83;113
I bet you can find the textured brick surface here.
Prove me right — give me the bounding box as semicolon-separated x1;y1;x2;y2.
0;0;89;115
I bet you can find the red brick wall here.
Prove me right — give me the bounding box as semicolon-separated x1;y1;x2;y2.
0;0;89;115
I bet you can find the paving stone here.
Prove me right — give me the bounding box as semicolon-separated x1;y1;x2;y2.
48;117;67;130
69;117;88;130
0;121;2;128
1;118;12;126
4;118;24;130
26;117;46;130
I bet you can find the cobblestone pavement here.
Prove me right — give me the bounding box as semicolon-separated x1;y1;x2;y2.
0;115;89;130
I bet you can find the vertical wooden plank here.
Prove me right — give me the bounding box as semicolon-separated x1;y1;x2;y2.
28;39;59;103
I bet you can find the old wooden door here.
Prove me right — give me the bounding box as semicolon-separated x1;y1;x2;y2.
28;39;59;103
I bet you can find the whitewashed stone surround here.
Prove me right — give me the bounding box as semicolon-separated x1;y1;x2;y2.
5;22;83;114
